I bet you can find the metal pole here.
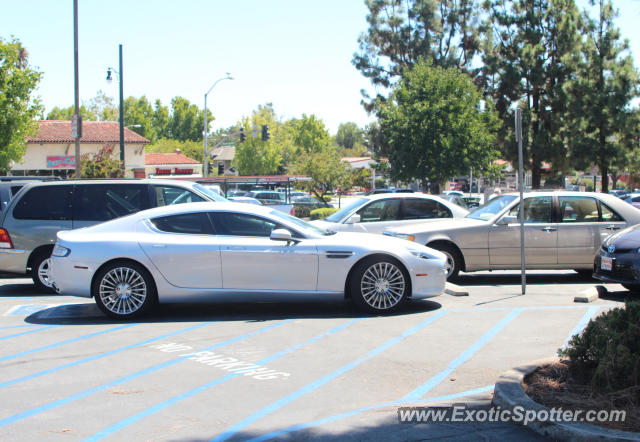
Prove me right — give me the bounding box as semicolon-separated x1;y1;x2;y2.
118;44;125;176
73;0;81;178
203;94;209;177
515;108;526;295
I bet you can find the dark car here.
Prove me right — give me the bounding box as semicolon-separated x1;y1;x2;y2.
366;188;414;195
610;189;630;199
593;223;640;292
292;195;333;209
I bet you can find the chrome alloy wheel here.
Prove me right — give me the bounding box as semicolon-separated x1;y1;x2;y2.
441;251;455;278
38;258;53;288
360;262;406;310
99;267;148;315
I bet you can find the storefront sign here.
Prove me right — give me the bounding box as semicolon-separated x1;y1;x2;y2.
155;168;172;175
47;156;76;169
174;168;193;175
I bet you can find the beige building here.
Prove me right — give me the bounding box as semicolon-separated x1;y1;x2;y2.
14;120;150;178
145;150;202;178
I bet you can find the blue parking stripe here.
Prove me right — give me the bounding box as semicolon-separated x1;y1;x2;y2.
0;322;212;390
212;310;448;442
248;385;496;442
561;305;600;349
0;325;58;341
0;324;135;362
401;308;522;402
87;318;363;441
0;324;38;330
0;319;289;427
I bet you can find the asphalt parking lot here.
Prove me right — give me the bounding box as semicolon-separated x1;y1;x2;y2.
0;271;632;441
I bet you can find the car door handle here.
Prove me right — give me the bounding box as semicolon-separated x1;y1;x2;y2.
541;227;556;232
605;226;621;231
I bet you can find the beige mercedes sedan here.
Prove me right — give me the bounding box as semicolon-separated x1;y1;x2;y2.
383;191;640;280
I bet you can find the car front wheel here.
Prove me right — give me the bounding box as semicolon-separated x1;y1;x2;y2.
430;243;461;281
93;262;156;320
30;251;55;293
350;256;409;314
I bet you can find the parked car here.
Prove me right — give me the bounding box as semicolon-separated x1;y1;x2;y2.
462;195;484;209
249;191;286;205
49;202;447;318
0;176;62;211
593;223;640;291
438;194;468;209
366;188;414;195
610;189;630;198
623;193;640;209
0;179;227;291
384;191;640;280
292;195;333;209
310;193;468;235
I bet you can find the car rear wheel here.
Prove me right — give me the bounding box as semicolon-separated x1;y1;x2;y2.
93;262;156;320
350;256;409;314
430;243;461;281
30;250;55;293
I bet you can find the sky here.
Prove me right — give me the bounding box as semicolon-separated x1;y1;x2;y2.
1;0;639;135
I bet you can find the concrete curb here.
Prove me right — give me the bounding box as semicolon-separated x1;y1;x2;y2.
574;285;608;303
492;358;640;441
445;282;469;297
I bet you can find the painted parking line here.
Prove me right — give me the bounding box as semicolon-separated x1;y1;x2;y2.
0;324;39;330
3;304;58;316
86;318;364;441
0;325;58;341
246;305;603;441
212;310;448;442
0;322;213;390
0;323;136;362
561;305;600;349
0;319;290;427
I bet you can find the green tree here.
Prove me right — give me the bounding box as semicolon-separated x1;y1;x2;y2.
294;149;354;201
482;0;583;188
233;105;286;175
166;97;209;142
565;0;639;193
46;105;97;121
147;138;204;163
152;99;170;140
86;90;117;121
335;122;365;151
80;145;122;178
123;95;155;141
0;38;42;173
377;61;499;192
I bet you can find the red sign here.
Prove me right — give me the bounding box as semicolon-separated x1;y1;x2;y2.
155;168;172;175
47;156;76;169
174;168;193;175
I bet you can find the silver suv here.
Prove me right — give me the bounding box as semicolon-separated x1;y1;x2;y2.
0;179;226;291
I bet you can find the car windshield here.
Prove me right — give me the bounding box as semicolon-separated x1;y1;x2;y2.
466;195;518;221
324;198;368;222
193;183;228;202
268;209;336;236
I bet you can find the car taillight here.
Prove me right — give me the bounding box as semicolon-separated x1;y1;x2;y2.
0;228;13;249
290;207;295;216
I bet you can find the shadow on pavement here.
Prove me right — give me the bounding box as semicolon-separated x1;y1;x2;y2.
457;271;594;286
24;299;443;326
0;282;53;297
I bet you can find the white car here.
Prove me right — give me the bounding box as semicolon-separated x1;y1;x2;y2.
50;202;446;319
310;193;468;234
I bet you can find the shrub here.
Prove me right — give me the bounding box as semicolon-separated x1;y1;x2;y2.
322;195;332;203
294;205;312;218
558;301;640;393
310;207;338;220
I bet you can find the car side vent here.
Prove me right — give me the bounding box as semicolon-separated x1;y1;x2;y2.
325;251;355;259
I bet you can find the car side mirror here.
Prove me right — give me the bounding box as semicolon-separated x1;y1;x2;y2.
270;229;299;244
497;215;517;225
345;214;361;224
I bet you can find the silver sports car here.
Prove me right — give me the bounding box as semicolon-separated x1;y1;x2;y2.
50;202;446;319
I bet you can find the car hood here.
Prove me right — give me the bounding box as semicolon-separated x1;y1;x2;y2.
385;217;488;235
321;231;445;257
604;223;640;249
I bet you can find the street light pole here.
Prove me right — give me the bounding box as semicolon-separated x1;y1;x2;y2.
106;44;125;176
203;73;232;177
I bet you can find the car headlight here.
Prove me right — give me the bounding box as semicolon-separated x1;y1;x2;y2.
52;244;71;257
385;231;415;242
408;248;441;260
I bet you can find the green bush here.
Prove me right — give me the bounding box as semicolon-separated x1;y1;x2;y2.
310;207;339;220
322;195;332;203
558;301;640;393
294;205;312;218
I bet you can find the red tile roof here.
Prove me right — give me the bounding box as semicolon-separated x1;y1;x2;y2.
27;120;150;144
145;153;200;165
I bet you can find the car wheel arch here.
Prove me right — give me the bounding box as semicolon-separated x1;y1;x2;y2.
27;244;55;272
343;253;412;300
91;258;158;300
426;240;466;273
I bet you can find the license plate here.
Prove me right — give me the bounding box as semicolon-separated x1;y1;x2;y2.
601;256;613;271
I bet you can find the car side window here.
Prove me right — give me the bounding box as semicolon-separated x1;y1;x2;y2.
212;213;287;237
74;184;149;221
357;199;401;222
153;185;206;206
150;212;214;234
558;196;599;223
402;199;452;220
507;196;553;223
600;203;624;222
13;185;73;220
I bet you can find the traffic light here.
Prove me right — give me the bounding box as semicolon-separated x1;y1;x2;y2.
208;163;215;175
239;128;246;143
218;163;224;175
261;124;270;141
